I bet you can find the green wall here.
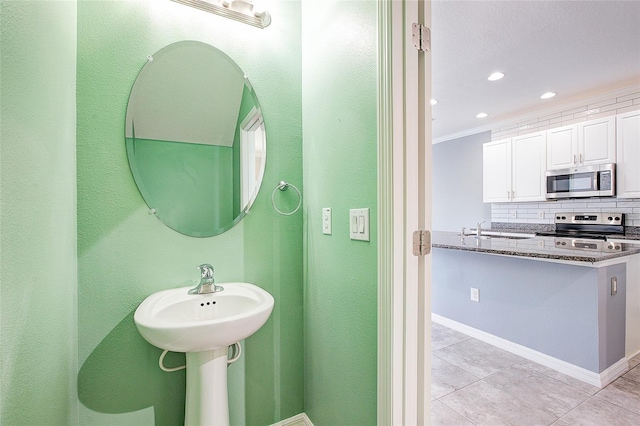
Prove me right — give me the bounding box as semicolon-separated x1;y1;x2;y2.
0;1;79;424
1;1;380;424
76;1;302;425
301;1;378;424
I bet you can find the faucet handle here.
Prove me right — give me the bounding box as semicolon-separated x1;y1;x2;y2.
197;264;215;280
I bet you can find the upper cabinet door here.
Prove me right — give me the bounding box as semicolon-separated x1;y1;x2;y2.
483;139;512;203
547;124;578;170
512;131;547;202
617;110;640;198
578;116;616;166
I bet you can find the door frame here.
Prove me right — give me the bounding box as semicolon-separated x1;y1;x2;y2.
377;0;432;424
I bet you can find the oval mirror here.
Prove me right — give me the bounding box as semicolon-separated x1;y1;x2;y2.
125;41;266;237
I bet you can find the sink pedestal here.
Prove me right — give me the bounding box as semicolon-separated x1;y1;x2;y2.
185;348;229;426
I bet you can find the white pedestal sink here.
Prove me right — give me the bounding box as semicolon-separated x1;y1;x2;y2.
134;282;274;426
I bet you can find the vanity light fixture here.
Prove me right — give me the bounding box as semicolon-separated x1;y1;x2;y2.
171;0;272;28
476;112;488;118
541;91;557;99
488;72;504;81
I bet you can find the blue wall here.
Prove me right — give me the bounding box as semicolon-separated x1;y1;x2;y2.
432;248;626;373
432;132;491;232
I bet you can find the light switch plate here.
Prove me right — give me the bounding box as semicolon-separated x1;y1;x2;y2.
322;208;332;235
349;208;370;241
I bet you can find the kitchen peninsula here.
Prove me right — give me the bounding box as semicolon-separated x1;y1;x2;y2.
431;230;640;388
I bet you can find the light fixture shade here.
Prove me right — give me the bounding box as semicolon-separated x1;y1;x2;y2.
171;0;272;28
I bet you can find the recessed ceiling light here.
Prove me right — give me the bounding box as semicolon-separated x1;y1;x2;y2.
488;72;504;81
541;92;556;99
476;112;488;119
430;99;438;106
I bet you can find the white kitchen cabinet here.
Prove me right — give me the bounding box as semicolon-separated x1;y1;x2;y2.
546;124;577;169
483;139;511;202
546;116;616;170
483;131;546;203
512;132;547;201
579;116;616;165
616;110;640;198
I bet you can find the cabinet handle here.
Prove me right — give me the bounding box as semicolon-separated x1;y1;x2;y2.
580;153;583;164
574;154;577;164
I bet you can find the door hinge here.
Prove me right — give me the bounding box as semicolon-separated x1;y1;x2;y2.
412;23;431;52
412;230;431;256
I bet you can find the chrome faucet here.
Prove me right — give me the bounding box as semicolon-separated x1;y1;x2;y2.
476;221;486;237
189;264;224;295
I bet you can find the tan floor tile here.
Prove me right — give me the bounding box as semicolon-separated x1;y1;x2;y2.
431;355;479;399
516;359;600;395
553;396;640;426
595;377;640;415
484;363;590;418
431;400;475;426
433;338;523;379
440;380;557;426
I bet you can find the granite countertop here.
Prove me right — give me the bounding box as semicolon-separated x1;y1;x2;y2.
431;231;640;264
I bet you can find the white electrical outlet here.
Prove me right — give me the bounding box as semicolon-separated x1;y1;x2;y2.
322;208;332;235
538;211;545;219
470;287;480;302
510;210;517;218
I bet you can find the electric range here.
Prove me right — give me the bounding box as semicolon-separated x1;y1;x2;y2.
535;212;625;252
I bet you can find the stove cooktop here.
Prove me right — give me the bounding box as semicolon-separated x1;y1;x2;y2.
535;212;625;244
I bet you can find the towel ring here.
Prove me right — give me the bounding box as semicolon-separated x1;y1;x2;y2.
271;180;302;216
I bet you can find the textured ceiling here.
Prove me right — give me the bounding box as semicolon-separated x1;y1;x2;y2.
431;0;640;142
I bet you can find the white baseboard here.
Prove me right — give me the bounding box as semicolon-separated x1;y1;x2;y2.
271;413;314;426
432;313;629;388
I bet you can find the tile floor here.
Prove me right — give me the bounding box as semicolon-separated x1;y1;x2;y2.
431;322;640;426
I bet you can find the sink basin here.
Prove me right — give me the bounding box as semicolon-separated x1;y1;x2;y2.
134;282;274;353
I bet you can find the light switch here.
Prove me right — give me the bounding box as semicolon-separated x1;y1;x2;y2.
350;208;370;241
322;207;332;235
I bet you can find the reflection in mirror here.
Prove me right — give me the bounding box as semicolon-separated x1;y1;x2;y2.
125;41;266;237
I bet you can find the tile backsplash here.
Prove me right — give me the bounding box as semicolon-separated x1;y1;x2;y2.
488;86;640;229
491;198;640;227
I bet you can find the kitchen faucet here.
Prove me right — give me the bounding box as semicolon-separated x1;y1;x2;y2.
189;264;224;295
476;221;486;237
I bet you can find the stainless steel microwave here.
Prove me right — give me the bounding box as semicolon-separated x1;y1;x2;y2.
546;163;615;199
